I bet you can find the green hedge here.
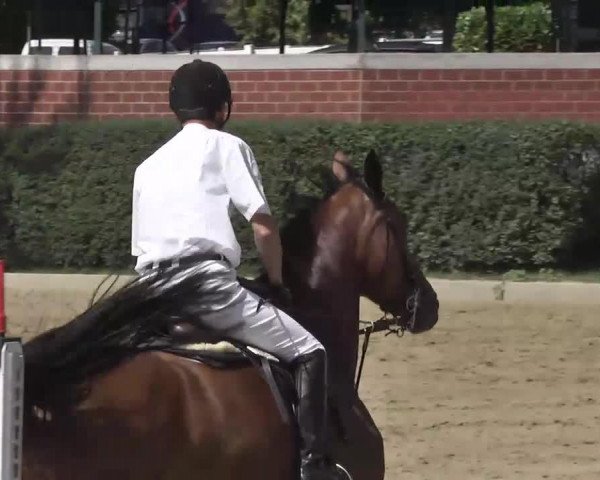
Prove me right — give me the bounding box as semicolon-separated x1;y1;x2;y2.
1;119;599;272
454;2;553;53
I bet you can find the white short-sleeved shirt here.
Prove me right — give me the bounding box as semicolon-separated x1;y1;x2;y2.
131;123;271;273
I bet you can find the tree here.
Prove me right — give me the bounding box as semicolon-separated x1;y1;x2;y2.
0;0;120;54
226;0;309;46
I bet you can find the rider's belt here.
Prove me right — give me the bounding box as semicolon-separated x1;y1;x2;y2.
141;252;229;273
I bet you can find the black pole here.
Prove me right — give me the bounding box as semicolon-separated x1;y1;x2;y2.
442;0;456;52
279;0;288;54
163;0;168;53
125;0;131;53
356;0;366;53
485;0;495;53
133;0;141;54
35;0;42;47
93;0;103;54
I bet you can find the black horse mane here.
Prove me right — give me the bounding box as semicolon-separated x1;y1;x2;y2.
23;267;235;412
23;161;369;414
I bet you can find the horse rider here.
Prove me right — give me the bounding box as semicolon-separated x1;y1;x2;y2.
130;59;343;480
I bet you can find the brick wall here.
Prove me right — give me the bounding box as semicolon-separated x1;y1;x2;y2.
2;54;600;125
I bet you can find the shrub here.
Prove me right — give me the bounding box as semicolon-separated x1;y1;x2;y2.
454;2;554;53
1;119;599;272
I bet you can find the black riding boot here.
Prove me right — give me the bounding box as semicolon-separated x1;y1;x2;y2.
293;349;344;480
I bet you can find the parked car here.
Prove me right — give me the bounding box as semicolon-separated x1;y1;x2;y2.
137;38;179;54
21;39;122;56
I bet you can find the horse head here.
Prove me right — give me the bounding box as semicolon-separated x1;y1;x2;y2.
303;149;439;336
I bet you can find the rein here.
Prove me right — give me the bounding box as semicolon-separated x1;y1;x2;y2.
354;288;420;392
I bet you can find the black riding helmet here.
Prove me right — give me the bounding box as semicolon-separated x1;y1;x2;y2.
169;59;232;127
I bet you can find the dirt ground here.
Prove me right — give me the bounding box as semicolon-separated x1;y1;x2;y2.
6;282;600;480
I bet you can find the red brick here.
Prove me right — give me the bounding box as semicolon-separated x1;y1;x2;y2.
104;71;124;81
362;80;386;92
489;81;512;91
376;70;398;81
245;71;266;81
121;71;142;82
554;80;597;90
235;103;256;113
387;81;410;91
409;81;440;91
362;70;377;81
538;91;566;101
245;92;266;102
362;102;388;114
397;70;419;80
440;70;463;81
132;103;153;113
504;71;527;80
564;70;588;80
267;71;289;81
467;103;492;113
110;103;132;113
545;70;565;80
265;92;288;102
309;92;329;102
434;81;461;90
89;103;112;114
317;102;339;113
153;103;170;114
276;103;299;114
142;92;165;103
151;82;168;92
337;80;359;91
418;70;440;81
123;93;142;103
513;81;534;91
412;102;449;113
136;82;155;92
585;91;600;101
466;81;492;91
328;92;352;102
233;81;256;92
289;71;309;81
585;70;600;79
298;103;318;113
60;92;80;103
462;70;483;81
417;91;461;102
532;81;555;91
564;92;586;101
276;82;297;92
318;81;339;91
482;70;503;80
307;71;331;81
227;72;247;82
90;82;112;93
330;71;354;81
298;82;318;92
53;103;81;114
576;102;600;112
143;71;163;81
491;102;527;113
255;102;277;113
91;92;120;103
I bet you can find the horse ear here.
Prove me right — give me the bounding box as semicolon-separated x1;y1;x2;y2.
364;149;384;200
332;150;351;182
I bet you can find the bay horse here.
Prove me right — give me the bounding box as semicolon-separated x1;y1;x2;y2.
22;150;438;480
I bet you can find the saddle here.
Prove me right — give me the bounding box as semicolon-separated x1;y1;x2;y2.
158;277;297;424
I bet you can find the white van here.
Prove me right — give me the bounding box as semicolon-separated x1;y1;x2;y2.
21;39;122;56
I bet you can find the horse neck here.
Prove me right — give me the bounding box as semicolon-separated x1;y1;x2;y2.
285;187;368;392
